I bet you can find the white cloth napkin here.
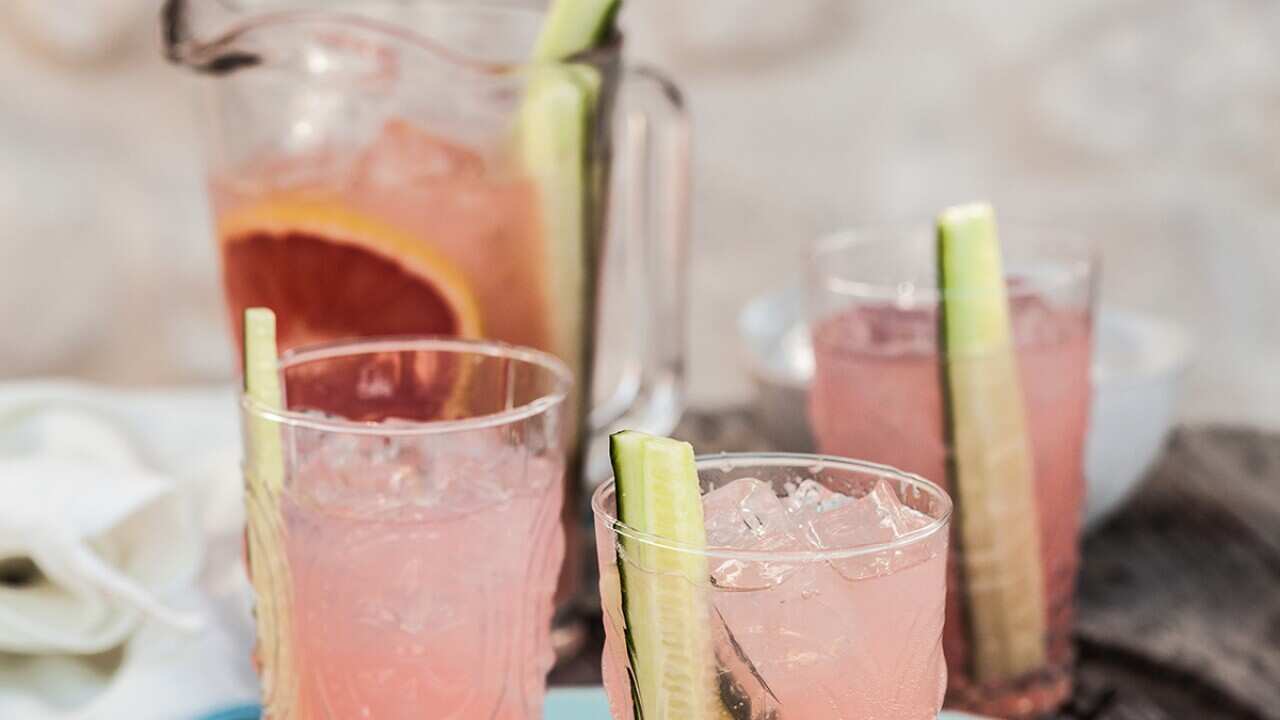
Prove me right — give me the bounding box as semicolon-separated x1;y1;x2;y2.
0;384;259;719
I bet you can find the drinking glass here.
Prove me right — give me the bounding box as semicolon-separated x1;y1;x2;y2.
241;337;570;719
808;226;1097;717
593;453;952;719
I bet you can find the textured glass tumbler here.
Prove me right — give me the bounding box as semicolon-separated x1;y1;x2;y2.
241;337;571;719
593;453;952;720
808;226;1097;718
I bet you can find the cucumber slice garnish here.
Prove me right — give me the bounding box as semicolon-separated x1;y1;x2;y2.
533;0;621;61
519;64;600;387
610;431;727;719
242;308;300;714
937;204;1048;681
244;307;283;492
520;0;617;417
610;430;651;714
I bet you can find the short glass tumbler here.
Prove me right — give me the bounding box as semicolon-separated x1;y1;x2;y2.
808;225;1097;717
593;453;952;720
241;337;571;719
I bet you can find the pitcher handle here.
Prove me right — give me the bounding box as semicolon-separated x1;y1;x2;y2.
588;67;691;447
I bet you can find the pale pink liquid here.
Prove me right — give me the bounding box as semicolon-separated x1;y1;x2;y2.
216;119;587;609
707;548;948;719
809;300;1092;717
281;450;564;720
596;481;949;720
213;119;552;354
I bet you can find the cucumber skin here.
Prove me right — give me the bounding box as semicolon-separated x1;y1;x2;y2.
610;433;731;720
935;205;1049;680
534;0;621;61
610;430;651;719
936;204;1013;354
243;307;285;495
611;430;651;527
241;307;302;716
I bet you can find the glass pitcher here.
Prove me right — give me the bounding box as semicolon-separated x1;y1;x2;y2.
164;0;689;624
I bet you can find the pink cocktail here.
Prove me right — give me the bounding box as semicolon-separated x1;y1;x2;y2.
593;454;952;719
808;227;1096;718
170;0;694;623
241;338;571;719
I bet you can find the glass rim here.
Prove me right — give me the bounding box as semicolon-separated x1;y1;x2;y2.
810;223;1099;304
240;335;572;437
591;452;953;562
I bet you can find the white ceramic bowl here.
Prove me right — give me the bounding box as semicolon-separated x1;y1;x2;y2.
1084;307;1191;525
738;288;1192;528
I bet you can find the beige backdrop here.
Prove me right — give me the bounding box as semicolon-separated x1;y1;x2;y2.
1;1;1276;425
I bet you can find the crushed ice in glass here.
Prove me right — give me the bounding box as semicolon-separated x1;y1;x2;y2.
288;415;542;517
701;476;934;587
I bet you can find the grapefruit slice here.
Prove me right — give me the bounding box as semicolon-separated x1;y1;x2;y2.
218;198;483;353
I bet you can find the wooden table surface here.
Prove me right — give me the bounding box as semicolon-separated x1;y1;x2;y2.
552;411;1280;719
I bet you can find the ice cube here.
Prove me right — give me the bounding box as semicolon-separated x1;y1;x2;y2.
354;119;485;190
703;478;793;548
800;479;925;547
702;478;803;589
795;479;934;580
785;479;852;526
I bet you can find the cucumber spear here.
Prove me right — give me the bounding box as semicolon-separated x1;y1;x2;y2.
242;308;302;715
533;0;621;61
610;431;729;720
517;0;619;415
937;204;1048;681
